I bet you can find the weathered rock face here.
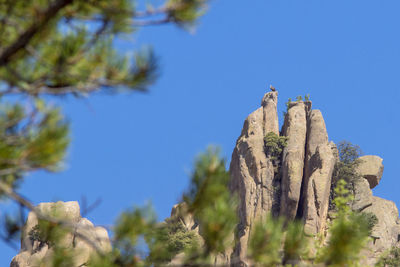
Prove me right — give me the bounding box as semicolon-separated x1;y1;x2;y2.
229;91;279;264
350;155;392;265
11;201;111;267
363;197;400;265
171;202;198;232
352;177;373;212
280;101;308;220
261;92;280;135
300;110;336;235
356;155;384;189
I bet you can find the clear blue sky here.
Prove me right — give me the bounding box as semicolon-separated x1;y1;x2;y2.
3;0;400;264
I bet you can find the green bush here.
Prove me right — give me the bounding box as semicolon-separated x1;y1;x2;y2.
286;98;292;109
329;141;363;210
264;132;288;161
146;219;199;264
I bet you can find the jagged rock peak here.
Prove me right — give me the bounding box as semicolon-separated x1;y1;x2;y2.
10;201;111;267
261;91;279;135
228;91;399;266
229;90;279;265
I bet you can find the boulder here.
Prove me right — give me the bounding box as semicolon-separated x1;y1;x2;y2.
73;218;112;266
21;201;80;251
171;202;198;231
356;155;384;189
10;201;111;267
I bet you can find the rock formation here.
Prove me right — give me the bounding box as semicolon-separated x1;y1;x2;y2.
300;110;336;235
356;155;384;189
229;91;279;263
10;91;400;267
279;101;308;221
351;177;373;211
229;91;400;266
363;196;400;265
353;156;398;265
10;201;111;267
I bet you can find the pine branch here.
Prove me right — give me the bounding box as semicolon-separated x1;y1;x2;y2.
0;0;74;67
134;7;169;17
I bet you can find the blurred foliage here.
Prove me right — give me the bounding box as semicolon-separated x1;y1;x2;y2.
282;220;309;265
0;0;208;96
248;216;308;266
2;210;24;244
88;148;234;266
248;216;284;266
146;218;200;264
317;179;370;267
167;0;208;27
183;147;238;258
112;204;157;266
46;246;76;267
376;247;400;267
0;99;68;192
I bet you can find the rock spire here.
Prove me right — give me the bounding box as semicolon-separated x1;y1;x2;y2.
229;91;399;266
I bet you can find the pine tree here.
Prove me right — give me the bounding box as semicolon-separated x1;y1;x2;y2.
0;0;209;265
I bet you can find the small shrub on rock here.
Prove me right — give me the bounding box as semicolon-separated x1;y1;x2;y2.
264;132;288;161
